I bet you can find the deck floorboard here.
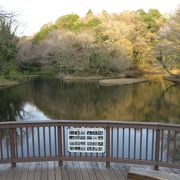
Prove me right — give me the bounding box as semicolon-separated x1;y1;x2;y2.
0;161;179;180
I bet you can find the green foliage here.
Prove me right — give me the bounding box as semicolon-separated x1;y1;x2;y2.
18;60;41;73
0;9;19;78
33;23;57;44
30;67;59;76
55;14;79;30
18;8;180;77
86;9;93;16
137;8;164;33
87;18;101;27
1;63;23;80
89;48;111;75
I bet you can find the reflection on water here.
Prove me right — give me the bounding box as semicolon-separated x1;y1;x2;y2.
16;103;49;121
0;78;179;123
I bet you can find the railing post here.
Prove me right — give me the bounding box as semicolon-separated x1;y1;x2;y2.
106;126;110;168
9;128;16;168
154;129;160;170
58;126;63;166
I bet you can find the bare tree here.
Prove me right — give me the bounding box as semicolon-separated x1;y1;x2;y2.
156;7;180;77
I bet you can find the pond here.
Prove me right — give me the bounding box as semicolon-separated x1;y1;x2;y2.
0;78;179;123
0;78;180;164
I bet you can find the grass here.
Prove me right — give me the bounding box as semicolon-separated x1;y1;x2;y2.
0;76;18;87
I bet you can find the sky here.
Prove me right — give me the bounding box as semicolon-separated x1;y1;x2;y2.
0;0;179;36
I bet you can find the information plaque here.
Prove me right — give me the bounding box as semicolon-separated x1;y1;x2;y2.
68;127;105;153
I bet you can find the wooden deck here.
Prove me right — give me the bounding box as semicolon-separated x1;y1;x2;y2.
0;161;130;180
0;161;180;180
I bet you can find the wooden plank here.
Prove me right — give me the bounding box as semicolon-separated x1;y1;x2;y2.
27;162;36;180
0;164;11;180
114;163;129;179
13;164;23;180
106;166;119;180
72;161;83;180
61;161;69;180
4;166;16;180
66;161;76;180
48;161;55;180
97;162;118;180
0;164;5;176
111;163;127;180
79;161;91;180
55;161;62;180
41;161;48;180
84;162;97;180
34;162;42;180
20;162;30;180
91;162;104;180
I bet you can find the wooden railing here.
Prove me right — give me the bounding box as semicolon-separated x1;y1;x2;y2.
0;120;180;170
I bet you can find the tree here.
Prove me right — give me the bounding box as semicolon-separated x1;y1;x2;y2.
156;7;180;76
55;14;79;31
0;8;18;77
33;23;56;44
86;9;93;16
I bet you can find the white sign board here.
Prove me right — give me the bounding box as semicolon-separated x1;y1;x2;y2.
68;127;105;153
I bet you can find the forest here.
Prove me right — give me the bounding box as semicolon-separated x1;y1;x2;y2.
0;8;180;80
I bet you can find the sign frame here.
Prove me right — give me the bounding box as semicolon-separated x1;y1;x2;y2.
67;127;106;153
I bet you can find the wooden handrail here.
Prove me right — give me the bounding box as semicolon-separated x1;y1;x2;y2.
0;120;179;170
0;120;179;128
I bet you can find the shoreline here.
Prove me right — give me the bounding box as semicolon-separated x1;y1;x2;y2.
0;71;179;89
0;79;18;88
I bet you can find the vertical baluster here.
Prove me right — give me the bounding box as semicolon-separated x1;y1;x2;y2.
58;126;63;166
154;129;160;170
111;127;113;158
140;129;142;160
32;127;35;157
106;126;110;168
37;127;40;157
160;130;164;161
26;128;29;157
96;127;98;156
0;129;3;159
117;128;119;158
167;130;170;163
134;128;136;159
63;127;66;157
85;127;88;158
128;128;130;159
122;128;124;159
20;128;24;158
9;128;16;167
6;129;9;159
54;126;57;156
173;131;177;163
146;129;148;160
43;127;46;157
15;129;18;158
49;127;51;157
151;129;154;161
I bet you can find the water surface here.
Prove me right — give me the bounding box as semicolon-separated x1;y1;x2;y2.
0;78;179;123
